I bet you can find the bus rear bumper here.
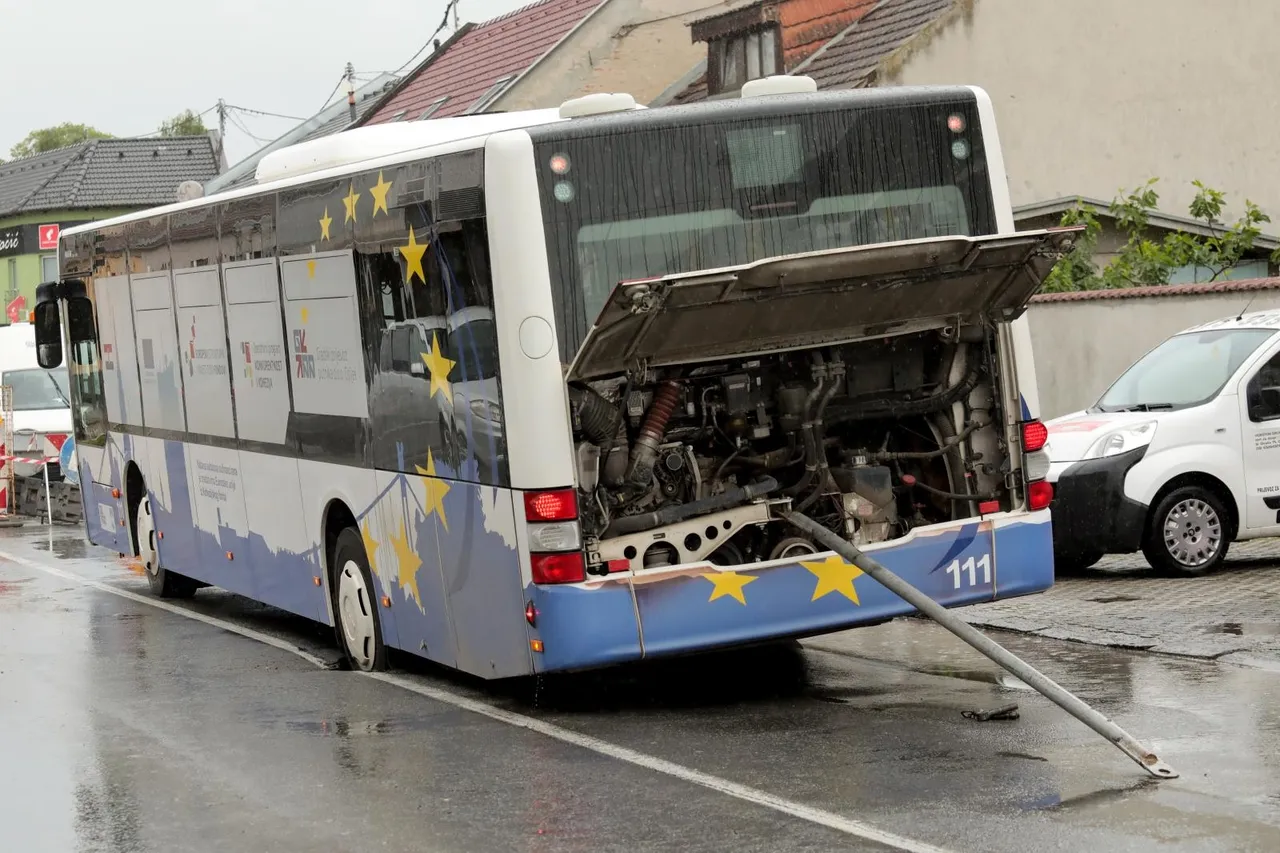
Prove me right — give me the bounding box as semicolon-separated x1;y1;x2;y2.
528;511;1053;674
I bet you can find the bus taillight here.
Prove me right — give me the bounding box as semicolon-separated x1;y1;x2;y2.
1021;420;1048;453
525;489;584;584
524;489;577;522
531;552;585;585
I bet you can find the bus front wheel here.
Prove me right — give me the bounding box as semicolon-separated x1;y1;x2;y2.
331;528;387;672
135;494;198;599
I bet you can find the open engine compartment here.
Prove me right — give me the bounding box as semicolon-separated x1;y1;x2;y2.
568;323;1019;574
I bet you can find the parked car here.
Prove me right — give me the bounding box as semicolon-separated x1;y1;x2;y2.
1045;309;1280;576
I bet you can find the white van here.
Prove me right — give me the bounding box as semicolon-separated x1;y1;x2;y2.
1046;309;1280;576
0;322;72;479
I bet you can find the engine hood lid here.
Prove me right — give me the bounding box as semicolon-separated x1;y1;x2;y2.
566;228;1082;382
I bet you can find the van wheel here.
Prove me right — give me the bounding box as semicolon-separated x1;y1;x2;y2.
1142;486;1230;576
331;527;387;672
135;495;198;599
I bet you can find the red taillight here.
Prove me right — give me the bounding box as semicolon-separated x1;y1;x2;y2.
1028;480;1053;511
524;601;538;626
531;552;585;584
978;500;1000;515
524;489;578;522
1022;420;1048;453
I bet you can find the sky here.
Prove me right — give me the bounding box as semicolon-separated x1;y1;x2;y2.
0;0;536;166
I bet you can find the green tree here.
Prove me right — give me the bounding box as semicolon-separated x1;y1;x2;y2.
158;109;208;137
1043;179;1280;293
9;122;114;159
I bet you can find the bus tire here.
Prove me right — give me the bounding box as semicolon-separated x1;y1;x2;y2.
331;527;387;672
1142;485;1230;577
135;494;198;599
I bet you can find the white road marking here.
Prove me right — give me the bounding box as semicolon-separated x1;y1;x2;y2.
1;548;955;853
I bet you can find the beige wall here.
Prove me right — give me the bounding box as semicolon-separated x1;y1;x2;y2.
883;0;1280;220
497;0;719;112
1026;292;1280;420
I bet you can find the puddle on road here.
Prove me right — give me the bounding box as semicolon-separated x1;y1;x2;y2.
1211;622;1280;637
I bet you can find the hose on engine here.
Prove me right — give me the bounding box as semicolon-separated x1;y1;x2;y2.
827;364;982;425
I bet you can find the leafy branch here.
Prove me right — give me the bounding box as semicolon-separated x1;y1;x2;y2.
1042;179;1280;292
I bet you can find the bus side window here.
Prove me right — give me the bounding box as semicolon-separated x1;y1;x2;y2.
66;297;108;446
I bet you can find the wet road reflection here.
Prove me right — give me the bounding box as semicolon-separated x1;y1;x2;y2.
3;523;1280;852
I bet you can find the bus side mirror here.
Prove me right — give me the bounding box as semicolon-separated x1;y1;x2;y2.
34;301;63;369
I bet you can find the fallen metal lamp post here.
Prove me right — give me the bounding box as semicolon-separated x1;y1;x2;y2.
783;510;1179;780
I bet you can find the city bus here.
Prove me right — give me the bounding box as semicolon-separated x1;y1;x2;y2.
33;77;1068;678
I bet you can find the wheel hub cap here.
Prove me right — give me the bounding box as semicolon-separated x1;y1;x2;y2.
337;560;376;670
1163;498;1222;568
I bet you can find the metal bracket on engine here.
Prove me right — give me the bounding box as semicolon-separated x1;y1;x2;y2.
598;500;779;571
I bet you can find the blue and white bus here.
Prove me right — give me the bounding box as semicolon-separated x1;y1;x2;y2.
34;76;1067;677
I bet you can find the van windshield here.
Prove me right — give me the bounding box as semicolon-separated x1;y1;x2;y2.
2;368;71;412
1095;328;1274;412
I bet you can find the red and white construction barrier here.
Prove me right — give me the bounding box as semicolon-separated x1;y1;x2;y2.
0;451;58;521
1;454;57;466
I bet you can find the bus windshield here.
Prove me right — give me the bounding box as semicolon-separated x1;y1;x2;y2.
1094;328;1274;412
532;93;995;357
2;367;71;411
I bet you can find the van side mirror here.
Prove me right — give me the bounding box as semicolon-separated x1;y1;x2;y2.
34;301;63;369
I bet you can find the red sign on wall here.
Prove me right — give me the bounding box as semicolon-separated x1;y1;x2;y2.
37;224;60;250
6;295;26;324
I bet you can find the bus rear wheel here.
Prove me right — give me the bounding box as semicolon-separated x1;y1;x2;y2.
135;495;198;599
331;528;387;672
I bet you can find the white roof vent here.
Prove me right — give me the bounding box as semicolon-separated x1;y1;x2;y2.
559;92;642;119
741;75;819;98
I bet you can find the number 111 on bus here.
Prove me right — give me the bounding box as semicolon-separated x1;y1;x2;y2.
946;554;992;589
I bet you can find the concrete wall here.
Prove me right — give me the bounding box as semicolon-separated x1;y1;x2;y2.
882;0;1280;220
1026;290;1280;420
497;0;711;112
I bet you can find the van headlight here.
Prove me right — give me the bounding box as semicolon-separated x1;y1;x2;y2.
1084;421;1158;460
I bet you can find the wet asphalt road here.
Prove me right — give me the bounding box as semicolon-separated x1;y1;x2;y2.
3;524;1280;853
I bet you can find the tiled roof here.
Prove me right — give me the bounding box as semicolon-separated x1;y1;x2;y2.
362;0;606;126
798;0;956;89
1031;278;1280;304
0;137;220;216
667;0;956;105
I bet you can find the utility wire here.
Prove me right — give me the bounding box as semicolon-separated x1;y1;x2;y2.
312;73;349;116
393;0;460;76
225;104;307;122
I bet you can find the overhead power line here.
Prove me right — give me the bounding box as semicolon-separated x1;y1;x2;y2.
224;104;307;122
393;0;460;76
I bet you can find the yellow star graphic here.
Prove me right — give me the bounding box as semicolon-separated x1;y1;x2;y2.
369;171;393;217
360;518;380;574
415;450;451;532
801;555;865;605
300;306;309;324
306;259;316;279
703;570;756;605
342;183;360;224
390;520;423;610
421;331;455;401
398;227;429;284
319;207;332;241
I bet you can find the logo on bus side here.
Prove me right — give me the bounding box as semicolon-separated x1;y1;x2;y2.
294;329;315;379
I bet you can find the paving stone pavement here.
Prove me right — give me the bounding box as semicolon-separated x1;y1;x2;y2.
959;538;1280;668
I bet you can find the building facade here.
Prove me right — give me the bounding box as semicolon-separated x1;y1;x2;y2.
0;136;222;323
